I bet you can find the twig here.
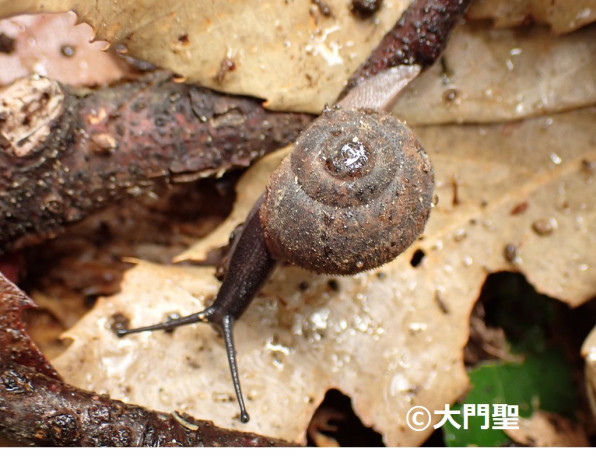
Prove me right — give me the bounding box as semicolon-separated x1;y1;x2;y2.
337;0;472;108
0;361;291;446
0;71;313;254
0;272;291;446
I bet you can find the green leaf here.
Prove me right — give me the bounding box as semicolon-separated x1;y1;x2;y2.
443;349;576;447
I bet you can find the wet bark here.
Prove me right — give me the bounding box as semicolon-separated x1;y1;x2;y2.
0;361;291;447
0;272;291;446
338;0;472;100
0;71;313;254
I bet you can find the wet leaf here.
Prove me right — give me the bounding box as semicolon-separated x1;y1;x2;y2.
468;0;596;35
391;23;596;124
53;106;596;445
504;411;589;446
443;349;577;447
0;0;412;112
0;12;129;86
0;2;595;116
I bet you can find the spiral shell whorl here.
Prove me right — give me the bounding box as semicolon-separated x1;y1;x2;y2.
260;107;434;275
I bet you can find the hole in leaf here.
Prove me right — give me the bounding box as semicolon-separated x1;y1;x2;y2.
307;389;384;447
410;249;425;267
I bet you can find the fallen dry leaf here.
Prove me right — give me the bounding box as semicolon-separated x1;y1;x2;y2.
0;12;128;86
1;2;594;116
504;411;590;446
0;0;411;112
468;0;596;34
391;22;596;124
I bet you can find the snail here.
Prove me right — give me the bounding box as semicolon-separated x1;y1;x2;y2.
117;105;434;423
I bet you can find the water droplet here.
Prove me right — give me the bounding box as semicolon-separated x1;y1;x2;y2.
431;194;439;207
550;152;562;165
325;139;370;178
532;217;557;236
390;374;411;396
60;44;76;57
503;244;518;263
408;322;427;332
453;228;466;242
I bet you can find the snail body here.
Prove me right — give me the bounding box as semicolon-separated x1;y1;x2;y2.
118;106;434;423
261;107;433;274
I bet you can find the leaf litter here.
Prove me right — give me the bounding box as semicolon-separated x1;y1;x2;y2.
53;106;596;444
1;1;595;114
0;0;594;446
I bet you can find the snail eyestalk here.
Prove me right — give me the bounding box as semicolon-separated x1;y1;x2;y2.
115;310;213;336
221;314;250;423
117;307;250;423
117;195;277;423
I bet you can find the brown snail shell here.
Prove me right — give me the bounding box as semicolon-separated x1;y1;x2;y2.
259;106;434;275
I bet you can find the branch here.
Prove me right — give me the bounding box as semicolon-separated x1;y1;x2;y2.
0;361;291;446
337;0;472;107
0;71;313;254
0;272;291;446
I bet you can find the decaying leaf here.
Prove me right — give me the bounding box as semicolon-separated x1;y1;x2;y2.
504;411;590;446
0;12;128;86
468;0;596;35
1;1;594;115
391;22;596;124
52;105;596;445
0;0;411;112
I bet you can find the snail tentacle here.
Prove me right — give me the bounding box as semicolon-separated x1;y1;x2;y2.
120;107;434;422
118;195;276;422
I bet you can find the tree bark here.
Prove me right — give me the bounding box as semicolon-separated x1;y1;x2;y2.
0;71;313;254
0;361;291;446
0;272;291;446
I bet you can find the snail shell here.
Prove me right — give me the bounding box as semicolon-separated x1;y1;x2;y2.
259;106;434;275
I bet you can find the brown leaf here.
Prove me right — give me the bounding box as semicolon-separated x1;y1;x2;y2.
468;0;596;34
53;106;596;445
0;0;413;112
391;22;596;124
1;2;594;116
504;411;590;446
0;12;129;86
